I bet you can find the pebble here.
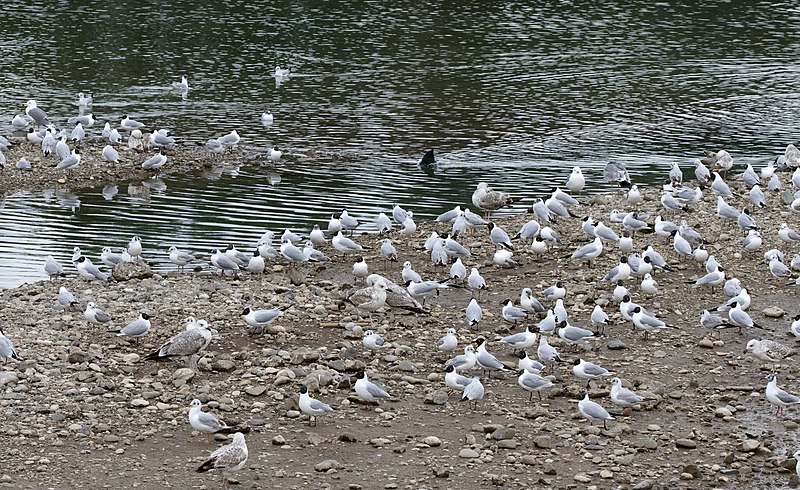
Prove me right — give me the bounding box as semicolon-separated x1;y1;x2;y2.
423;436;441;447
762;306;785;318
314;459;340;472
459;448;480;459
675;439;697;449
739;439;760;452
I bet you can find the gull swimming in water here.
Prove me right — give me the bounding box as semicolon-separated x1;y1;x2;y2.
172;75;189;90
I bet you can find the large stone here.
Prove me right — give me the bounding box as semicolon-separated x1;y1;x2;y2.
112;261;153;281
739;439;760;452
314;459;340;472
459;448;480;459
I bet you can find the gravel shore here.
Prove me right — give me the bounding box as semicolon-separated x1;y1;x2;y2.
1;166;800;489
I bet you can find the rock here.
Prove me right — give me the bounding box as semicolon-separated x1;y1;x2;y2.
521;455;537;465
739;439;760;452
762;306;785;318
272;435;286;445
398;360;417;372
314;459;340;472
631;479;655;490
698;337;714;349
683;464;701;479
245;386;267;396
675;439;697;449
432;468;449;478
497;439;517;449
607;340;627;350
714;407;732;418
111;261;153;281
574;473;592;483
213;359;236;372
339;432;357;443
679;473;694;480
172;368;195;382
308;433;324;446
0;373;19;386
633;437;658;450
424;391;450;405
533;435;551;449
459;448;480;459
600;470;613;479
491;427;516;440
423;436;441;447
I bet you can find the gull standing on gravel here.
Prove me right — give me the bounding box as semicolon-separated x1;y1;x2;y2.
537;335;562;367
380;239;397;262
566;166;585;193
298;386;334;426
443;235;471;258
44;255;66;279
765;374;800;417
467;268;486;297
517;369;554;401
514;219;541;243
375;212;392;233
354;371;391;406
309;225;326;246
500;325;537;351
461;376;485;409
436;328;458;352
487;222;514;250
352;256;369;282
406;279;448;305
728;302;761;332
744;339;794;363
141;150;167;170
332;231;364;254
402;261;422;283
576;393;614;429
572;358;614;387
450;257;467;282
347;280;389;320
25;100;51;127
120;115;144;131
100;247;124;268
542;281;566;300
110;313;151;343
0;328;24;363
444;365;473;394
210;249;241;276
362;330;386;350
58;286;78;309
571;237;603;266
520;288;545;313
632;306;677;339
466;298;482;328
590;304;611;333
558;322;599;349
75;256;109;281
700;310;734;339
610;377;653;410
241;306;289;332
168;246;195;271
102;144;121;163
196;432;248;490
472;182;516;216
188;399;234;443
501;298;527;325
145;320;214;368
56;149;81;170
446;345;477;372
84;302;112;326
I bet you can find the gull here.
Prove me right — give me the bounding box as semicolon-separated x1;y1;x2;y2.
261;110;273;125
29;128;45;145
402;261;422;283
332;231;364;254
736;208;758;231
446;345;476;372
540;226;561;246
531;236;549;254
566;166;585;193
602;256;631;282
512;219;541;240
205;137;223;156
196;432;248;490
274;65;291;78
302;242;329;264
768;256;792;279
558;322;599;349
55;137;70;160
660;192;687;213
642;244;671;272
100;247;123;268
463;208;488;228
619;295;656;322
126;235;143;262
672;230;693;259
461;376;485;409
654;215;679;241
392;203;409;224
25;100;51;127
84;302;112;326
531;199;552;223
612;280;630;303
582;217;596;238
493;249;518;267
576;392;614;429
710;172;732;196
742;230;762;251
68;113;96;127
110;313;151;343
267;146;282;162
102;145;120;163
520;288;545;313
298;386;334;426
11;114;28;130
450;257;467;282
622;212;650;233
375;212;392;233
779;223;800;243
521;371;556;404
76;92;92;107
223;244;249;266
590;304;611;333
691;244;709;263
444;365;473;394
75;256;109;281
168;246;195;271
673;185;702;203
365;274;426;313
406;279;448;305
552;187;579;207
120;115;144;131
142;150;167;170
430;239;448;265
741;163;760;187
640;273;659;296
572;358;614;387
347;280;389;318
444;235;471;257
724;278;742;298
400;214;417;236
603;161;631;188
669;162;683;185
210;249;241;276
542;281;566;300
44;255;66;279
362;330;386;350
629;255;653;277
594;221;620;243
380;239;397;262
487;222;514;250
56;149;81;170
110;128;124;145
545;194;576;219
354;371;391;406
339;208;359;232
57;286;78;309
241;306;289;333
172;75;189;90
537;335;562;367
500;325;537;351
517;351;544;372
467;268;486;297
632;306;677;339
571;237;603;266
501;298;528;325
150;129;176;148
537;310;558;335
0;328;24;363
309;225;326;246
610;377;654;410
627;185;642;206
700;309;734;339
352;256;369;282
146;320;214;368
437;328;458;352
70;122;85;142
765;374;800;417
554;299;568;324
436;205;462;223
727;302;761;332
257;241;278;261
744;339;793;363
694;158;711;184
189;399;236;443
472;182;516;216
466;298;482;328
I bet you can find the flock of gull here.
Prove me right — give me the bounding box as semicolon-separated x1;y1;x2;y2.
4;90;800;484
